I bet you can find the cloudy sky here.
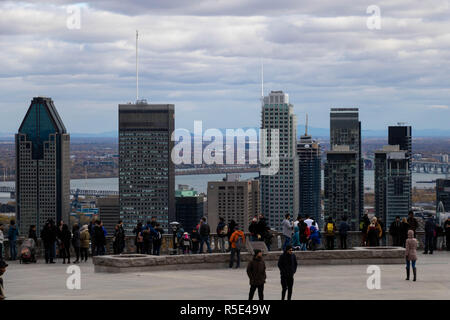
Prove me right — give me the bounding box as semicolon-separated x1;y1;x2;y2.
1;0;449;134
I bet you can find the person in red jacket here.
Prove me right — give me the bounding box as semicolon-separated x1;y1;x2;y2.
229;225;246;269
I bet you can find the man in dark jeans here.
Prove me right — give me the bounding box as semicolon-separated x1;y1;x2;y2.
338;216;350;249
423;217;436;254
389;216;402;246
199;217;212;253
277;245;297;300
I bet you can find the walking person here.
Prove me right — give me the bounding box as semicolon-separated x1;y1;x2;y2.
59;224;72;264
282;214;294;251
72;224;81;263
7;220;19;260
199;217;212;254
41;219;57;264
278;245;297;300
405;230;418;281
247;249;266;301
217;217;228;253
339;216;350;249
80;225;90;262
423;217;436;255
389;216;402;246
324;217;336;250
229;225;245;269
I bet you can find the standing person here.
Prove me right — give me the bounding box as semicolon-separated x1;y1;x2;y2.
142;228;152;255
407;210;418;237
247;249;266;301
229;225;245;268
292;226;301;250
59;224;72;264
257;215;272;250
113;224;121;255
28;225;38;244
150;216;157;228
277;245;297;300
304;215;313;228
389;216;402;246
0;224;4;261
400;217;410;248
298;220;310;251
118;220;126;254
72;224;81;263
88;218;96;256
405;230;418;281
199;217;212;254
338;216;350;249
434;223;444;251
423;217;436;254
191;228;201;254
93;220;106;256
360;213;370;246
282;214;294;251
217;217;228;253
41;219;57;264
324;217;336;250
134;222;143;254
308;222;321;251
444;217;450;251
7;220;19;261
0;260;8;300
249;218;259;242
79;225;90;262
227;219;237;252
372;217;383;246
152;223;164;256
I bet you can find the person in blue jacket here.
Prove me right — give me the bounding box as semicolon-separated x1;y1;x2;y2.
309;222;321;251
7;220;19;261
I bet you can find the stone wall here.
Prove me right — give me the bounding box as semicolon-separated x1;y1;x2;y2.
1;231;435;260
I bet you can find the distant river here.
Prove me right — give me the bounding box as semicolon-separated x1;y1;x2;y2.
0;171;447;203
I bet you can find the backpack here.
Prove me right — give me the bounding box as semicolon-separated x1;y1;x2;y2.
137;232;143;243
155;230;162;241
326;223;334;235
222;225;228;235
235;233;244;250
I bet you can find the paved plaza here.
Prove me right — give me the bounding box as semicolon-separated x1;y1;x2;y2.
3;251;450;300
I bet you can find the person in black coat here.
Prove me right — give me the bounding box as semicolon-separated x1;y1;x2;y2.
59;224;72;264
93;221;106;256
72;224;81;263
41;219;57;264
277;245;297;300
389;216;402;246
423;217;436;254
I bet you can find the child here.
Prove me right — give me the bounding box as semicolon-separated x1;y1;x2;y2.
182;232;191;254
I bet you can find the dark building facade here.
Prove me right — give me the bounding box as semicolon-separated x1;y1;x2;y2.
324;146;358;230
388;125;412;210
375;146;410;228
327;108;363;229
436;179;450;212
297;130;321;224
16;97;70;236
97;196;120;236
119;101;175;234
175;188;204;232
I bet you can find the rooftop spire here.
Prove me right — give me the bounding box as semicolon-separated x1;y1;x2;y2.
305;113;308;136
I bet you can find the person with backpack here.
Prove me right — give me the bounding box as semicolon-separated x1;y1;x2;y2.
199;217;212;254
152;223;164;255
247;249;266;300
405;229;418;281
229;225;245;269
278;245;297;300
339;216;350;249
282;214;294;251
308;221;321;251
217;217;228;253
7;220;19;261
324;217;336;250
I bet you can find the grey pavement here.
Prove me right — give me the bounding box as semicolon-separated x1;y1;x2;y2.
2;251;450;300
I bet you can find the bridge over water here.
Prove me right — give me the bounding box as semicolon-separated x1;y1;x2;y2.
0;186;118;198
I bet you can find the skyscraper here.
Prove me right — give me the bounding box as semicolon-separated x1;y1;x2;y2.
16;97;70;236
324;146;358;230
260;91;299;230
175;185;204;233
388;124;412;210
325;108;363;229
374;145;410;228
297;117;321;224
119;101;175;234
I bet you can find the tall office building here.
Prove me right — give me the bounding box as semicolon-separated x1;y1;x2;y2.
297;120;321;224
16;97;70;236
436;179;450;212
374;145;410;228
119;101;175;234
207;174;260;233
97;196;120;235
326;108;363;229
260;91;299;231
388;124;412;210
324;146;359;230
175;185;204;233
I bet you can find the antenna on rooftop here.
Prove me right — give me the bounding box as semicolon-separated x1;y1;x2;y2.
136;30;139;103
305;113;309;136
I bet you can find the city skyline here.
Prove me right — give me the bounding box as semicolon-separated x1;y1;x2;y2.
1;1;450;134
